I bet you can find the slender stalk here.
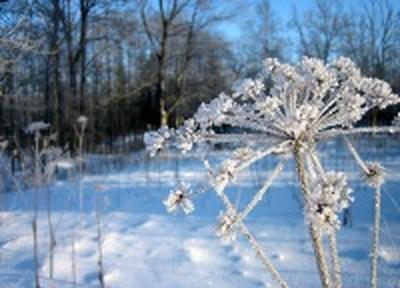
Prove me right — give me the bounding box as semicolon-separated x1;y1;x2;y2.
293;139;331;288
211;170;288;288
343;137;369;174
370;184;381;288
96;192;105;288
328;231;342;288
47;187;56;282
309;147;342;288
238;222;289;288
78;131;84;227
32;215;40;288
33;131;41;288
344;137;382;288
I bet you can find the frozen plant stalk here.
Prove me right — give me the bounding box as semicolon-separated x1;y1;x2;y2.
26;121;50;288
145;57;400;287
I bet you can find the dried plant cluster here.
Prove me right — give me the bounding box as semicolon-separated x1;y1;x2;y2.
145;57;400;288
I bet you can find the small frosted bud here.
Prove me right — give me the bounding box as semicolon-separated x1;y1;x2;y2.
163;183;194;215
216;210;238;243
25;121;50;134
365;162;384;188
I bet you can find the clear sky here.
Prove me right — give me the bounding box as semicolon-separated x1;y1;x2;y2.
220;0;400;42
219;0;315;41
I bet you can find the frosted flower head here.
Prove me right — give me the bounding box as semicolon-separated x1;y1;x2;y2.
25;122;50;135
392;112;400;126
76;115;88;129
233;78;265;100
0;138;7;152
42;147;64;183
175;119;201;153
216;210;238;243
163;183;194;215
194;93;235;130
145;57;399;158
212;158;242;194
144;126;172;157
308;172;353;232
365;162;384;188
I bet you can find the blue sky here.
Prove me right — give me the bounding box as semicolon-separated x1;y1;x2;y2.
220;0;315;41
221;0;400;41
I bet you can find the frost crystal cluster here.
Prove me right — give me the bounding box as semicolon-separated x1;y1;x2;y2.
308;172;353;232
145;57;400;288
163;183;194;215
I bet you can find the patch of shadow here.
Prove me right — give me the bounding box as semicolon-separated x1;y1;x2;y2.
14;258;34;271
386;261;400;270
83;271;100;285
341;248;368;261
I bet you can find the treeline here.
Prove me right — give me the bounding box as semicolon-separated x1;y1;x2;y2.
0;0;399;151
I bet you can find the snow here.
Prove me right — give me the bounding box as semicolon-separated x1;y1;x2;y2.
0;136;399;287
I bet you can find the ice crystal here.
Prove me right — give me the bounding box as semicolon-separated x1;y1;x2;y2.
144;126;172;157
163;183;194;215
308;172;353;232
216;210;238;243
365;162;385;188
233;79;265;100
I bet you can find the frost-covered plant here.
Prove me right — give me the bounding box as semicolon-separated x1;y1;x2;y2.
392;112;400;127
23;122;69;287
308;172;353;233
164;183;195;214
74;115;88;226
145;57;400;288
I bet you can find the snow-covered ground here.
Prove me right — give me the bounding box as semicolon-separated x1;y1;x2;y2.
0;136;399;287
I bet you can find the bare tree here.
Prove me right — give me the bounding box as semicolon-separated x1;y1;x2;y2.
291;0;345;62
138;0;236;127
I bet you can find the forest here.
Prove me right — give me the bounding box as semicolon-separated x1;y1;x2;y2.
0;0;399;152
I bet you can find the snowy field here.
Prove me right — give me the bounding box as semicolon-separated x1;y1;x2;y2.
0;135;399;287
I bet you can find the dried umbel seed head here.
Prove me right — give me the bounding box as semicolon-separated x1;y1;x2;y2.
144;127;172;157
25;122;50;135
145;57;399;158
163;183;194;215
308;172;353;233
365;162;384;188
76;115;88;129
392;112;400;126
216;210;238;243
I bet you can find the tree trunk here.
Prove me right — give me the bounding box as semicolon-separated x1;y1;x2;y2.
79;0;88;114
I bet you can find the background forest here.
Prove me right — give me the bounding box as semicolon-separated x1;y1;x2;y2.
1;0;399;152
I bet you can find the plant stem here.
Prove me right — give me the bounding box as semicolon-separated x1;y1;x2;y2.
328;230;342;288
238;222;289;288
212;171;288;288
370;184;381;288
47;187;56;282
293;139;331;288
33;132;41;288
96;192;105;288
